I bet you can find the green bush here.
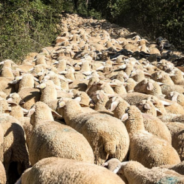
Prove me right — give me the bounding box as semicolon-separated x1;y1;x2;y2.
0;0;65;62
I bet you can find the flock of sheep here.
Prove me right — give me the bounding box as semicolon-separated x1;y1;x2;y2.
1;13;184;184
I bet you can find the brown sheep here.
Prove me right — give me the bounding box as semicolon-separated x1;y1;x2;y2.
28;101;94;165
104;159;184;184
19;157;125;184
58;99;129;165
124;106;180;168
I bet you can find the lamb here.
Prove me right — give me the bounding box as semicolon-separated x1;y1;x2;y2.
0;161;6;184
18;157;125;184
58;99;129;165
123;106;180;168
28;101;94;165
103;159;184;184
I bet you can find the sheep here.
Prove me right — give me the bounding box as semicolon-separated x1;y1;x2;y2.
108;97;171;143
96;80;115;95
1;67;14;79
0;112;29;183
0;161;6;184
165;122;184;161
107;96;130;121
90;90;110;111
18;74;36;92
125;78;137;92
166;91;184;108
0;77;15;95
73;91;91;107
169;68;184;84
148;95;184;115
137;100;157;116
58;99;130;165
19;157;125;184
18;88;40;110
103;159;184;184
123;106;180;168
130;69;147;83
142;113;172;143
123;92;150;105
28;101;94;165
151;70;174;85
159;114;184;123
109;79;127;95
134;79;163;97
38;80;58;108
7;95;31;138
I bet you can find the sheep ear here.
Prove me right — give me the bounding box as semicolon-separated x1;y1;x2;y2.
26;107;35;117
19;99;25;105
37;83;46;89
34;77;39;82
161;100;171;106
9;80;19;85
74;96;81;103
58;101;66;108
157;82;164;86
51;109;63;119
7;98;14;104
144;103;151;110
147;82;153;91
102;162;108;167
97;92;105;101
121;113;128;121
109;82;117;87
171;93;179;102
155;107;163;115
144;72;151;76
22;108;29;114
55;85;61;90
110;101;119;111
113;165;122;174
5;106;11;113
